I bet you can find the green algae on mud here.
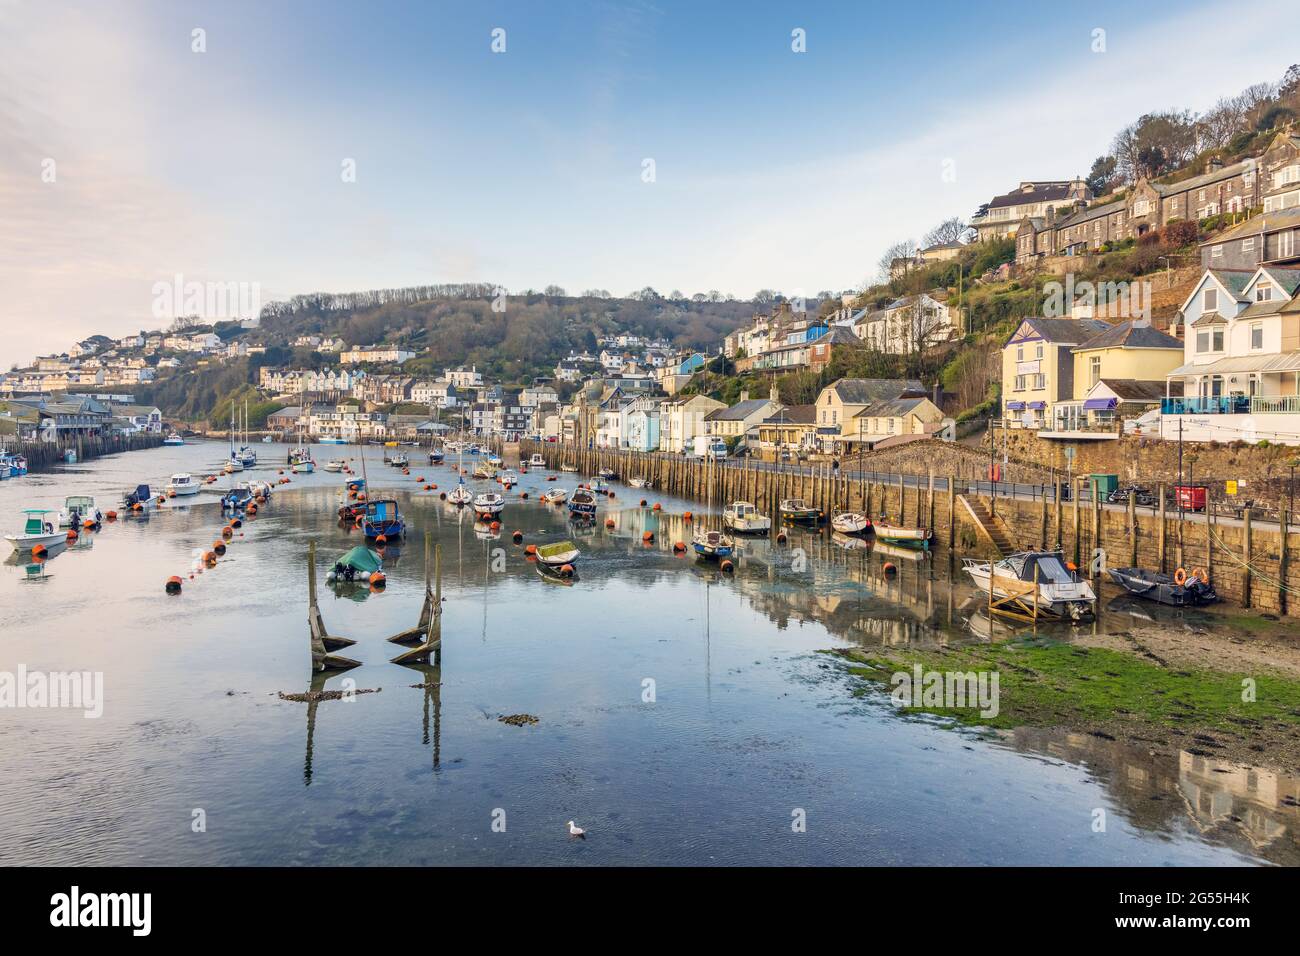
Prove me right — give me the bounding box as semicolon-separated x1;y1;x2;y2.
826;640;1300;767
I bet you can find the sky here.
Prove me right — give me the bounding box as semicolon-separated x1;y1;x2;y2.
1;0;1297;370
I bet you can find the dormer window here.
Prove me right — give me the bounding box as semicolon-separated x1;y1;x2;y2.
1257;285;1272;301
1203;288;1218;311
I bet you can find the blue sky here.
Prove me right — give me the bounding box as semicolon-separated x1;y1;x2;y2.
2;0;1297;368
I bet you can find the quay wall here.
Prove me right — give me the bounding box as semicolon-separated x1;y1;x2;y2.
522;441;1299;618
7;433;164;474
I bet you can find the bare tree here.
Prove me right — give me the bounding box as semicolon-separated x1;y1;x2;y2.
876;239;917;283
922;217;970;248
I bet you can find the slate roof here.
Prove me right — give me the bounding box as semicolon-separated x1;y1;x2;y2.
1074;320;1182;351
826;378;926;403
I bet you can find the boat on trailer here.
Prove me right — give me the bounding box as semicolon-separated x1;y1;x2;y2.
779;498;820;523
5;510;66;552
1106;566;1218;607
723;501;770;535
831;512;871;535
962;550;1097;621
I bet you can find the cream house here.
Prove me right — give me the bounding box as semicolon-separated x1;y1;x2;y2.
1047;320;1183;432
814;378;926;436
847;397;944;448
660;394;725;453
1162;266;1300;443
1001;318;1109;428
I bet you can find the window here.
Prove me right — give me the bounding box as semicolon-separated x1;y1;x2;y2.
1280;230;1296;259
1033;374;1045;389
1016;345;1023;361
1242;238;1255;252
1257;285;1272;301
1251;323;1263;350
1089;356;1101;388
1133;199;1151;216
1197;331;1210;353
1014;375;1026;392
1213;329;1224;351
1210;245;1222;258
1199;189;1206;201
1035;344;1043;359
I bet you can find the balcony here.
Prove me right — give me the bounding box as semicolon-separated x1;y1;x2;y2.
1161;396;1251;415
1162;395;1300;415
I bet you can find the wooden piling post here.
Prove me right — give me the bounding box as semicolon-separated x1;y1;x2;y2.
1157;482;1167;573
1243;510;1253;609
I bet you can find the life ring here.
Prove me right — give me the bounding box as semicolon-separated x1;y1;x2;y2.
1174;567;1187;586
1191;567;1209;584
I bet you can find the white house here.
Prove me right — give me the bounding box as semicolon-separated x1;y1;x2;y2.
1162;267;1300;443
659;394;725;452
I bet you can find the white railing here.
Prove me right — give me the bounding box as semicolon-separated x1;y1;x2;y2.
1251;395;1300;415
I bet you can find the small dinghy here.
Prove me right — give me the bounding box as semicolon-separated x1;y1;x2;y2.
723;501;770;535
540;488;569;504
323;459;345;473
221;484;255;511
5;510;66;552
124;484;154;509
598;467;618;481
831;512;871;535
497;469;519;488
1106;566;1218;606
693;528;734;560
779;498;820;524
535;540;580;567
568;488;598;520
873;521;932;549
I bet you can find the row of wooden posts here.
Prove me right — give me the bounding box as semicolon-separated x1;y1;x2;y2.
5;432;164;474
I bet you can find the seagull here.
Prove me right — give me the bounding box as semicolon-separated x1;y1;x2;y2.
567;820;586;839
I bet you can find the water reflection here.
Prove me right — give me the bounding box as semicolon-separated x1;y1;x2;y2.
0;441;1294;865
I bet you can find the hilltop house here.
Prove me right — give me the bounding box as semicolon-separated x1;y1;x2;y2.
853;292;961;355
1200;208;1300;271
970;179;1092;242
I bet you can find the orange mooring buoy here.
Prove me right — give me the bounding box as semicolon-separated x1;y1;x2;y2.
165;576;183;594
720;559;735;573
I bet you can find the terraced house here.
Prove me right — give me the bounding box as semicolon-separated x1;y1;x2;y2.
1001;318;1110;429
970;178;1092;242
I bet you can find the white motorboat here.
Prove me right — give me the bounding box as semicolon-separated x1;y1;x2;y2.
58;496;103;528
528;453;545;468
629;476;650;489
722;501;770;535
962;551;1097;621
473;491;504;519
291;457;316;474
323;459;346;473
448;483;473;506
587;477;608;494
6;510;67;552
540;488;569;504
497;469;519;488
831;512;871;535
167;473;201;497
162;432;185;446
223;458;244;474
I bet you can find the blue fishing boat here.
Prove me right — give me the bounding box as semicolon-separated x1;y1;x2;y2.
692;528;734;560
362;499;406;539
567;488;597;520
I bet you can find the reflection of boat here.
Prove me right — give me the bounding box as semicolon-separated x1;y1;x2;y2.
5;510;66;551
831;531;870;550
1106;567;1218;606
167;473;200;497
568;489;597;519
59;495;103;527
536;561;575;585
540;488;568;504
473;492;504;520
779;498;819;523
831;512;871;535
723;501;770;534
587;477;608;494
535;540;580;566
693;528;734;559
962;551;1096;620
872;540;929;562
873;521;932;548
162;432;185;446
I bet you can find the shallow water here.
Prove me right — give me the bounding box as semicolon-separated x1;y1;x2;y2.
0;441;1295;865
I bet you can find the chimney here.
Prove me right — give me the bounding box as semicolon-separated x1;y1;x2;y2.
1046;206;1056;223
770;384;780;403
1206;156;1224;174
739;390;749;403
933;382;942;407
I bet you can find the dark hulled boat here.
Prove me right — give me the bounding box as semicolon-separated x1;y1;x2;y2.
1106;567;1218;606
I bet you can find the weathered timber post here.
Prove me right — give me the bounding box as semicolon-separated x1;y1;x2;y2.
1157;482;1167;573
1243;510;1253;609
1128;490;1138;568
